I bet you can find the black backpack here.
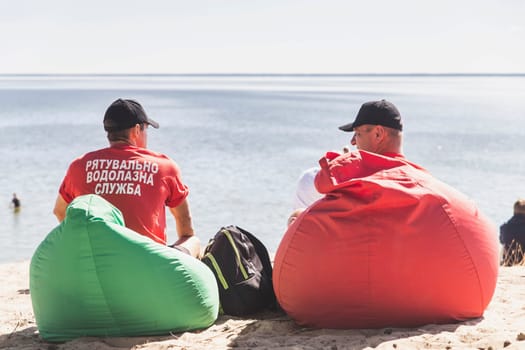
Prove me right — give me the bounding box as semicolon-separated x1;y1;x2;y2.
201;225;277;316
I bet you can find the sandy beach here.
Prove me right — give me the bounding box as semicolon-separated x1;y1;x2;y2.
1;261;525;350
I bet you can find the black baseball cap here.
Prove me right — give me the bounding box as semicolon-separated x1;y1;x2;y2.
103;98;159;132
339;99;403;132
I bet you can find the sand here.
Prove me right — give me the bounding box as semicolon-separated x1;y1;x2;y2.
1;261;525;350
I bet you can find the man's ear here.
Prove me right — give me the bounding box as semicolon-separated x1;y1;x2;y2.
374;125;385;140
132;124;142;136
127;124;140;142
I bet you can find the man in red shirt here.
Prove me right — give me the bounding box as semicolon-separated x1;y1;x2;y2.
288;99;417;225
53;98;200;257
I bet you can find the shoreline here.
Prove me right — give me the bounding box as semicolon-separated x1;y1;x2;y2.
1;261;525;350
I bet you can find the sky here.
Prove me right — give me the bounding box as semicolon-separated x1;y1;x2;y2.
0;0;524;74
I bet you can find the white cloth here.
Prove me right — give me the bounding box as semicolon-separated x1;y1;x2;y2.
292;167;324;210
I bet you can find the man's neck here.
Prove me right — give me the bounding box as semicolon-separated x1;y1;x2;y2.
110;140;136;147
381;151;404;157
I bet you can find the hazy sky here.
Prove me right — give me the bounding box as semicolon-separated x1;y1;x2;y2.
1;0;524;74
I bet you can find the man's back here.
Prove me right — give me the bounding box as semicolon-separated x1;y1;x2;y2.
500;214;525;265
59;143;188;244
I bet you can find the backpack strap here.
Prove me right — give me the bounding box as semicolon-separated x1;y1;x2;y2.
221;228;249;279
202;252;229;290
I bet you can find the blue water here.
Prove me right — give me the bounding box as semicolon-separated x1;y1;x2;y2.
1;74;524;263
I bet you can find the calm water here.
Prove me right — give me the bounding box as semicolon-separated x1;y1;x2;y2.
1;74;524;263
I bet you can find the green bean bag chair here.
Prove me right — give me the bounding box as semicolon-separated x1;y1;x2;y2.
30;194;219;342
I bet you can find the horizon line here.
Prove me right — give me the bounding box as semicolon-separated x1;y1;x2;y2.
0;72;524;77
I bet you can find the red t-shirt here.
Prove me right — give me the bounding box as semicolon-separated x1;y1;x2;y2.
315;150;427;194
59;144;189;244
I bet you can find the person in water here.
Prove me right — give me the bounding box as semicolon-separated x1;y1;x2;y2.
11;193;21;211
53;98;201;257
500;199;525;266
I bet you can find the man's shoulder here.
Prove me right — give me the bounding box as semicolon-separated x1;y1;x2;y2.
136;149;180;170
139;148;172;160
507;214;525;226
68;147;110;163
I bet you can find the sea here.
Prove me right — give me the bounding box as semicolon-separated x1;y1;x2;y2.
1;74;524;263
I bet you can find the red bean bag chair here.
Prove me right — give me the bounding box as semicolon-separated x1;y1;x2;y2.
273;150;499;329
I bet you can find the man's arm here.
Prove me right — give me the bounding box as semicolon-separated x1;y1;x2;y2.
169;198;194;237
169;199;201;258
53;194;69;222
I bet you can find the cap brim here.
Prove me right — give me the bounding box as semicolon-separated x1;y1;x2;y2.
147;118;159;129
338;122;354;132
